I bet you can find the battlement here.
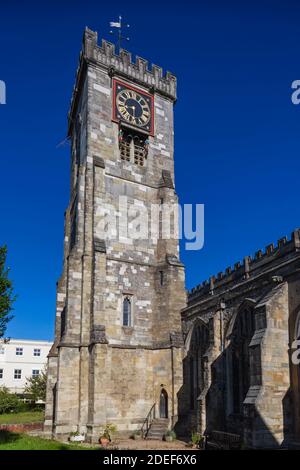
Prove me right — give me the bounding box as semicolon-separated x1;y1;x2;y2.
83;28;176;99
188;228;300;301
68;28;177;131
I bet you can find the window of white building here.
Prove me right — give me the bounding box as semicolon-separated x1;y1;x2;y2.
16;347;23;356
32;369;40;377
14;369;22;379
33;349;41;357
0;369;3;379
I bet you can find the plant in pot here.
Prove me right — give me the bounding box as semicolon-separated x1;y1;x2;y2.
131;430;143;440
164;430;176;442
99;423;117;447
191;431;203;449
69;431;85;443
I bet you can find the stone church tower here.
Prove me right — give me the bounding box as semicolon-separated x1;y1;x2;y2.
44;28;186;441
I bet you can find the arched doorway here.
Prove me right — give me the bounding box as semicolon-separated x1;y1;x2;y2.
159;389;168;418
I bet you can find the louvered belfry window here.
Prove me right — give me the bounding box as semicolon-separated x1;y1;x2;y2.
120;132;132;162
119;129;148;166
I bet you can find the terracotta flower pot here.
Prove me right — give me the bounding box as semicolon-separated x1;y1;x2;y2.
99;436;110;447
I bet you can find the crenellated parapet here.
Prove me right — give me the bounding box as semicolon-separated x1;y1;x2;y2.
188;228;300;301
83;28;176;99
68;27;177;129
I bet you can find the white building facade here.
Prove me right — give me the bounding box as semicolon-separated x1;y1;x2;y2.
0;339;52;394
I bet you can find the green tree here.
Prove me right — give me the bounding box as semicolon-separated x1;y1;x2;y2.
0;245;15;338
0;386;23;414
24;370;47;402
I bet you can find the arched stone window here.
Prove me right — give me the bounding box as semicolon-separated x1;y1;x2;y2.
188;322;210;410
230;307;256;414
123;297;132;327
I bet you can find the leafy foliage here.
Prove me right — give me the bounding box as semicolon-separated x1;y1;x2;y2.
165;429;176;439
24;370;47;402
191;431;203;446
101;423;117;441
0;387;25;414
0;246;15;338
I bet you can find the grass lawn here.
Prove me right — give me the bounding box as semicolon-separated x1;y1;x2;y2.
0;431;98;450
0;410;44;424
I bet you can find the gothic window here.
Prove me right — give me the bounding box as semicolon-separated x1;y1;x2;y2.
231;308;256;414
119;129;148;166
188;322;210;411
123;297;132;327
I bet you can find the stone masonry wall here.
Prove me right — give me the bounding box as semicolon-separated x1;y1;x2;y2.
45;28;186;440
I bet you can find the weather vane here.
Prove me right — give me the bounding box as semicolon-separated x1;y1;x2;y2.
109;15;130;53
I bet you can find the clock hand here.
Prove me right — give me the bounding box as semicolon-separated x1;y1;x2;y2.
125;104;136;118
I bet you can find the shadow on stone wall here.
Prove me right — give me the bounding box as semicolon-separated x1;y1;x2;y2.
176;349;295;448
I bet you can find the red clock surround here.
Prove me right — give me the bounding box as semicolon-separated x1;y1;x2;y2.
112;79;154;136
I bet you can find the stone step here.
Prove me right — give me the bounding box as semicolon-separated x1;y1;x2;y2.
146;418;169;441
148;426;168;431
148;429;166;435
149;427;166;430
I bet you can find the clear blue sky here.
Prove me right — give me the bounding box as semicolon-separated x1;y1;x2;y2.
1;0;300;340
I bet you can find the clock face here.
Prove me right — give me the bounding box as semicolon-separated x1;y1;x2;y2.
113;80;154;134
117;89;150;126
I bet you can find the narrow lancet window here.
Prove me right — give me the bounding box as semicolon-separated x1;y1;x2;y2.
123;297;132;327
